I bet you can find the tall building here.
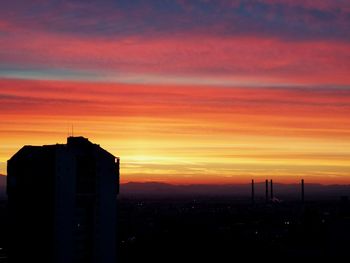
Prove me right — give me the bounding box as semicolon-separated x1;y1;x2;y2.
7;137;119;263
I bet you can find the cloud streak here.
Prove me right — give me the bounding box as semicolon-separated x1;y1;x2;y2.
1;33;349;85
1;1;349;86
1;0;349;40
1;78;350;182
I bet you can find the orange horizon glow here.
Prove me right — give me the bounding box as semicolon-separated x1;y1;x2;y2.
1;78;349;185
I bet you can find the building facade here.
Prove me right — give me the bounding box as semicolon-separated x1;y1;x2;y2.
7;137;119;263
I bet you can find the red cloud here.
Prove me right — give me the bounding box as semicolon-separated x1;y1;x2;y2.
1;30;349;85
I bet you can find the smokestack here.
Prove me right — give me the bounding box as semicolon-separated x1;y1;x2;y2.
251;179;255;205
301;179;305;203
265;179;269;203
270;179;274;200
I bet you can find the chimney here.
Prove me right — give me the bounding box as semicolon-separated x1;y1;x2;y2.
301;179;305;203
251;179;255;205
265;179;269;203
270;179;274;200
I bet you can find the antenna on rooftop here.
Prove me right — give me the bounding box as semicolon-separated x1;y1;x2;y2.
68;124;74;137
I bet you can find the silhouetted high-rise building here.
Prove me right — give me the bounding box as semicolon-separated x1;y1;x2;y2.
7;137;119;263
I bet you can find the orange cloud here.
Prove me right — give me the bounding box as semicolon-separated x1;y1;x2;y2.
1;78;350;184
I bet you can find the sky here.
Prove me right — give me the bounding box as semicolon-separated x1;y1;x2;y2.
0;0;350;184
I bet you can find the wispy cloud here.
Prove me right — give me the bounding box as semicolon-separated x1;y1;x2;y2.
1;33;349;85
1;1;349;86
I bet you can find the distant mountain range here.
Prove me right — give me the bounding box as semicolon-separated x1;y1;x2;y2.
120;181;350;200
1;175;350;200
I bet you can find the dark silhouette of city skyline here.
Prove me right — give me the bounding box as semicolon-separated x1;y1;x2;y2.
0;137;349;262
2;175;350;201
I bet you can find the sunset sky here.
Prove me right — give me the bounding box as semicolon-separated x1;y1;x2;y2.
1;0;350;184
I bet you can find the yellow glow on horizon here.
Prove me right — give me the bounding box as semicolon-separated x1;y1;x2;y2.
1;79;350;184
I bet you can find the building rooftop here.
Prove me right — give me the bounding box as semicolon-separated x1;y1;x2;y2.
9;137;117;162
